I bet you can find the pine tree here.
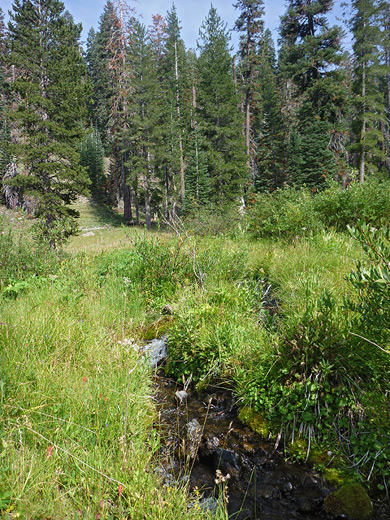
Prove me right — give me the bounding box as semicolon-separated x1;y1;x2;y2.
161;4;189;212
197;6;246;204
80;128;105;199
184;126;210;210
234;0;265;181
379;0;390;172
349;0;386;181
125;20;164;229
85;1;116;146
104;0;134;223
279;0;347;188
254;29;286;190
7;0;90;246
0;7;10;190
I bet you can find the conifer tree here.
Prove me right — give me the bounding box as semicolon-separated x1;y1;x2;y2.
0;7;10;189
85;2;117;146
161;4;189;212
379;0;390;171
185;126;210;209
7;0;90;246
350;0;386;181
125;20;164;229
80;128;105;199
234;0;265;181
254;29;286;190
197;6;246;204
279;0;347;188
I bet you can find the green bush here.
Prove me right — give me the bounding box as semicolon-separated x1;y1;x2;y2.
96;233;196;301
246;188;322;239
0;213;58;296
314;179;390;231
247;179;390;239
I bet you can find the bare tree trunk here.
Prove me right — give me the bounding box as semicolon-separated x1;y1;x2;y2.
145;151;152;230
360;60;366;184
122;155;132;224
174;41;185;205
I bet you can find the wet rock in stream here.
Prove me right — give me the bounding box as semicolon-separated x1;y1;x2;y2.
153;376;386;520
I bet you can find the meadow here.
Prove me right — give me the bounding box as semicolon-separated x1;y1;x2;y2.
1;185;389;517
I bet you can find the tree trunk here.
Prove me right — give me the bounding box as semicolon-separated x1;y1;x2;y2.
174;41;185;205
360;60;366;184
145;151;152;230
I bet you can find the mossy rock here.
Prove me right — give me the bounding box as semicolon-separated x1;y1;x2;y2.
238;406;270;438
324;483;373;520
323;468;356;488
141;316;174;341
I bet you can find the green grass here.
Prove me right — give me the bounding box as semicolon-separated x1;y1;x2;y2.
1;197;389;516
0;249;218;518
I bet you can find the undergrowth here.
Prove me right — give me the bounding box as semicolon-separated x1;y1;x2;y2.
1;202;390;515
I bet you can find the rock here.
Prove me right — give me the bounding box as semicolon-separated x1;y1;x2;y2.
175;390;188;404
282;481;293;493
185;419;203;459
143;337;167;368
324;483;373;520
213;449;241;479
82;231;95;237
200;435;220;457
198;497;218;514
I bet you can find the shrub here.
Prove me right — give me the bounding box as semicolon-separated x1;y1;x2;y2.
247;178;390;239
0;213;58;295
314;178;390;231
246;188;322;239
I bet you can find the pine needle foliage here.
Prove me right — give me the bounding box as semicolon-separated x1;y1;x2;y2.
7;0;90;246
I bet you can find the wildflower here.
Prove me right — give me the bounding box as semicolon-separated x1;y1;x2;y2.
46;445;54;459
118;484;123;498
82;377;87;384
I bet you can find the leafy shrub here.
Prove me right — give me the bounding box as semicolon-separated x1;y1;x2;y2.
314;178;390;231
96;234;196;300
246;188;322;239
346;224;390;352
182;202;246;238
247;179;390;239
0;213;58;295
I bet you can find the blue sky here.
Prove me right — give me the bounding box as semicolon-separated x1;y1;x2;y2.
2;0;349;51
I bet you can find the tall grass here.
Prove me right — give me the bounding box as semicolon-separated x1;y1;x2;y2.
0;249;214;519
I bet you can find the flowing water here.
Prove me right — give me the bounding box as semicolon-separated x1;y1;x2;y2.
154;375;338;520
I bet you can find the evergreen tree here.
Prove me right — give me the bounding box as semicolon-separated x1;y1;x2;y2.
349;0;386;181
234;0;265;181
279;0;347;188
379;0;390;172
85;1;116;146
125;20;164;229
161;4;190;212
80;128;105;199
7;0;90;246
197;6;246;204
0;7;10;190
254;29;286;190
184;126;210;210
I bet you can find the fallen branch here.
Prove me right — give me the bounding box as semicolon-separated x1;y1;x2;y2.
349;332;389;355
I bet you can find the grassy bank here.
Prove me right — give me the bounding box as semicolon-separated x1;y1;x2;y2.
1;196;389;516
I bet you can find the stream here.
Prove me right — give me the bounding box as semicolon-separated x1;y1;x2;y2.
142;339;389;520
153;375;336;520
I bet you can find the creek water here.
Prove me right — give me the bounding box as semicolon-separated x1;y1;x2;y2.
153;375;338;520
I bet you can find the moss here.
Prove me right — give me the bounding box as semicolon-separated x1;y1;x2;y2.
324;483;373;520
141;316;174;341
324;468;356;487
238;406;270;438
